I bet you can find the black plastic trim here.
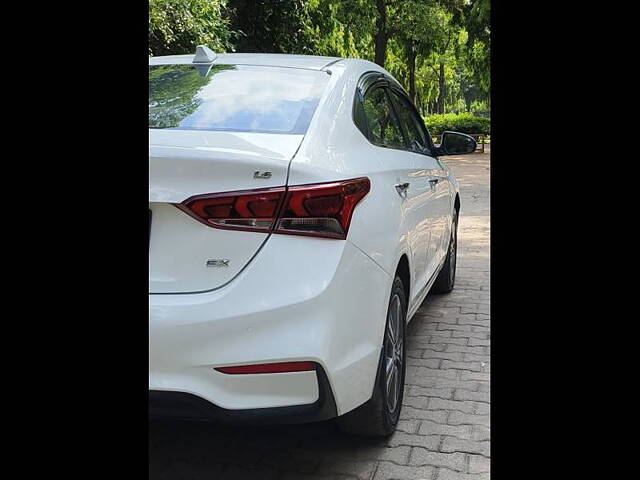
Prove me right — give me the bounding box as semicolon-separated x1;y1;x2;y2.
149;364;338;425
386;85;436;153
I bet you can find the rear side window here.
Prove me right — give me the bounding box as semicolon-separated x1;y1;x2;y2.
149;64;329;134
362;87;406;149
388;89;431;155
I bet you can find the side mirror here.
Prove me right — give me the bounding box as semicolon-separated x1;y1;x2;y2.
434;131;477;156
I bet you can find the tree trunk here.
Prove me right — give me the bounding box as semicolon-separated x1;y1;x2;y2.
406;40;417;105
374;34;388;67
436;61;445;114
374;0;388;67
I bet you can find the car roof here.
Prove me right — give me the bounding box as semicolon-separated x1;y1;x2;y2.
149;53;343;71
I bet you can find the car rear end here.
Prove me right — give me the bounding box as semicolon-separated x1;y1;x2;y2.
149;55;390;422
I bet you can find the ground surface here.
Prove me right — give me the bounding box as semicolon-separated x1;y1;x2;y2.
149;149;490;480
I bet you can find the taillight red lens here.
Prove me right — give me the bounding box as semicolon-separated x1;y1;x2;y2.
177;177;370;239
276;178;370;239
177;187;286;233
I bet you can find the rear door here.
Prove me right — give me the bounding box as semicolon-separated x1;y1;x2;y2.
387;87;450;282
357;83;435;303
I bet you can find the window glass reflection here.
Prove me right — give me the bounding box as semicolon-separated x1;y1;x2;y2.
362;87;405;149
149;64;329;134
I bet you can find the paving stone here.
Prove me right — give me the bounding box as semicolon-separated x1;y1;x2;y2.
406;376;482;391
422;350;464;362
435;469;490;480
440;437;490;457
386;432;440;450
468;455;491;474
471;425;491;442
473;403;490;415
441;360;485;372
407;358;444;369
448;412;491;428
445;345;488;355
428;398;477;414
418;421;472;439
397;419;422;434
403;395;431;409
467;338;490;347
477;383;490;393
400;407;449;422
408;386;455;400
410;448;466;471
459;371;490;382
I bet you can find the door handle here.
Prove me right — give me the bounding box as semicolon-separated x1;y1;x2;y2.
428;178;439;190
395;182;410;195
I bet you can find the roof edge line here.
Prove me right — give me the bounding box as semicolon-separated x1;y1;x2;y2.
321;58;344;71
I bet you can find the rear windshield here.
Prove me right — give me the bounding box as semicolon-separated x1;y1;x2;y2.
149;64;329;134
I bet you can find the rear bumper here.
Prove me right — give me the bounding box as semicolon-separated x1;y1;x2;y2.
149;364;337;425
149;234;391;418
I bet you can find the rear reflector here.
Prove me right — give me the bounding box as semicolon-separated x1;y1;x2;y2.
214;361;316;375
177;177;370;239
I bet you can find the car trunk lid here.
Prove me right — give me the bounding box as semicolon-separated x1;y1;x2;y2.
149;130;302;294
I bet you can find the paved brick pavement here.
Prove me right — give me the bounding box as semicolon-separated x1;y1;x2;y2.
149;150;490;480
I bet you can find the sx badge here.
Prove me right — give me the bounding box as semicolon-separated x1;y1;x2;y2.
207;259;229;268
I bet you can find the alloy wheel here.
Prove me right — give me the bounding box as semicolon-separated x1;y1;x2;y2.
384;294;404;414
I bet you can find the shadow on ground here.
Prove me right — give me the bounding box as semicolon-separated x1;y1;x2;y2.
150;416;402;479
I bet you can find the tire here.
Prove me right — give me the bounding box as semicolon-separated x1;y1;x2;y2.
433;209;458;294
337;276;407;436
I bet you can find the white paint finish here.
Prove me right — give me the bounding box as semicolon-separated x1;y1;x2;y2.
286;59;458;305
149;370;319;410
149;130;300;203
148;55;460;415
149;130;303;293
149;236;390;414
149;203;268;293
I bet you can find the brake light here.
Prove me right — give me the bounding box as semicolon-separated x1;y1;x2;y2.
177;177;370;239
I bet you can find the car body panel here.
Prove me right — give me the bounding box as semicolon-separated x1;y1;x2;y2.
149;130;302;293
149;130;300;203
148;54;460;418
149;235;390;414
285;59;459;307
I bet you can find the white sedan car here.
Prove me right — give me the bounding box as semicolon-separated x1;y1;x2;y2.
149;47;476;436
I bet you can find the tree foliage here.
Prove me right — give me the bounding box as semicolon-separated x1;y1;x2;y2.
227;0;315;53
424;112;490;135
149;0;236;56
148;0;490;116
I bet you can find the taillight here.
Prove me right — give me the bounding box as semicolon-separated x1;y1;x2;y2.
275;178;370;238
176;187;286;233
177;177;370;239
